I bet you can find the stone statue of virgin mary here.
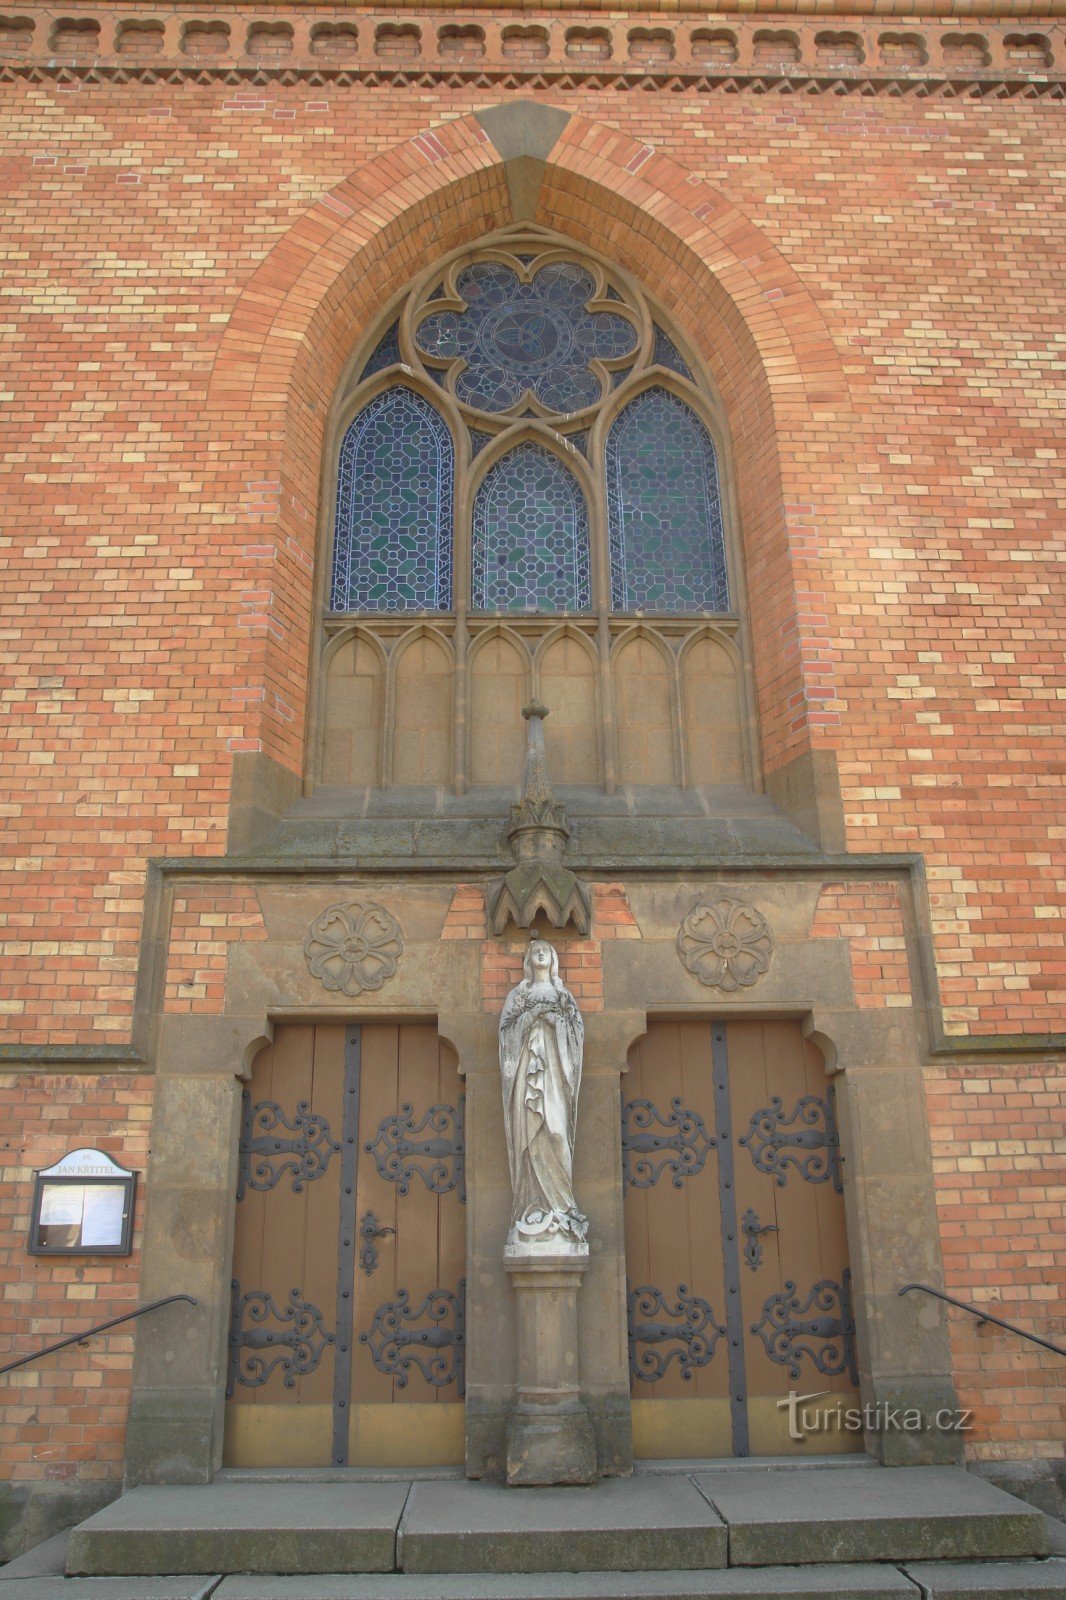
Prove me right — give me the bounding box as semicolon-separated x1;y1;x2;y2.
499;937;589;1255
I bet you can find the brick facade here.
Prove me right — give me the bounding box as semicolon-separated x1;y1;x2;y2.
0;1077;151;1487
0;1;1062;1524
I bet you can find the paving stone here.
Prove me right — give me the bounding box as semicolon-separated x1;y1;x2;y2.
904;1558;1066;1598
693;1466;1050;1566
213;1565;918;1599
66;1484;410;1577
0;1581;219;1600
397;1477;728;1574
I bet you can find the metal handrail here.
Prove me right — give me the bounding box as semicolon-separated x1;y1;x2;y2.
898;1283;1066;1358
0;1294;198;1376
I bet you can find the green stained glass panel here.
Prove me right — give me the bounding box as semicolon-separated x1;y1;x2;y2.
472;443;591;613
331;387;453;612
606;387;729;614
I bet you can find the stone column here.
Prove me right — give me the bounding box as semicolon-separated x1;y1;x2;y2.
124;1014;264;1487
809;1007;965;1466
505;1255;597;1485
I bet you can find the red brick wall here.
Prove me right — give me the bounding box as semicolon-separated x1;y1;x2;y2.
811;881;913;1009
0;1076;151;1488
0;16;1063;1478
925;1062;1066;1459
0;60;1062;1043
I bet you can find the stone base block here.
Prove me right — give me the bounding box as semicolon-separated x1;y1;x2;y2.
506;1406;597;1487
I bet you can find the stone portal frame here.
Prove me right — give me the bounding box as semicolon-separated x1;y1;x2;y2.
124;867;962;1488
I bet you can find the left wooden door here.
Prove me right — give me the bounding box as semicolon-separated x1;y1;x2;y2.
224;1022;466;1468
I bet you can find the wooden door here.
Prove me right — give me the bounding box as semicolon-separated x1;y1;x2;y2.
624;1019;859;1458
224;1022;465;1468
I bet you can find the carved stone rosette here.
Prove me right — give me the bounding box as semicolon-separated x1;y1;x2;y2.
303;901;404;997
676;896;774;992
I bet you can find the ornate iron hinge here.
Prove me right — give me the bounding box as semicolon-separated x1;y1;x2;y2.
226;1281;335;1395
741;1207;778;1271
621;1097;715;1189
738;1091;842;1192
365;1098;465;1201
751;1270;858;1384
360;1281;465;1393
236;1092;341;1200
627;1282;726;1382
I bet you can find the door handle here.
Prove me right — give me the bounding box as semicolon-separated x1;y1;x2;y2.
741;1207;778;1272
358;1210;396;1277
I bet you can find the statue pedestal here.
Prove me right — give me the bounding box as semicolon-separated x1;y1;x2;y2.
504;1253;597;1487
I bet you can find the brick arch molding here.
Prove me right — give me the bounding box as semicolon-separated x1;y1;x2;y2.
207;106;851;782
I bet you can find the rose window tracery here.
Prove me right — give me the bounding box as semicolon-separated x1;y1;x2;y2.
415;260;638;414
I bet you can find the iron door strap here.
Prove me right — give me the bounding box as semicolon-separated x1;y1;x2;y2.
366;1098;466;1201
627;1282;726;1382
710;1025;750;1457
360;1280;466;1394
621;1096;715;1189
227;1283;335;1396
752;1269;858;1385
738;1089;842;1192
332;1024;363;1467
236;1091;342;1200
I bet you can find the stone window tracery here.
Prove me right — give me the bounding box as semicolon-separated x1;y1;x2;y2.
328;238;730;620
320;233;753;793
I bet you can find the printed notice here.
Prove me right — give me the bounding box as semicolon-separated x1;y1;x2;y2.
39;1184;85;1227
80;1184;127;1248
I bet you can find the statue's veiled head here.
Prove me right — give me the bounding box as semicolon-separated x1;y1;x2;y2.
523;937;560;987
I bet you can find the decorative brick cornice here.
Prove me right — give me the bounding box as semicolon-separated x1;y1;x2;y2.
2;11;1063;95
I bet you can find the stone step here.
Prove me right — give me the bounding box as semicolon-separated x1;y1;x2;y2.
693;1467;1049;1567
0;1582;220;1600
64;1467;1049;1580
66;1484;409;1577
214;1570;919;1599
2;1565;1065;1600
397;1477;727;1573
904;1561;1066;1598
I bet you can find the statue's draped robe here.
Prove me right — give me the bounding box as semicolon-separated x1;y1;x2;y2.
499;980;586;1241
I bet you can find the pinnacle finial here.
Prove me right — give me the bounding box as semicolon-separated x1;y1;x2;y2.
518;701;554;811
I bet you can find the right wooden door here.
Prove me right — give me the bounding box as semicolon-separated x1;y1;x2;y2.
623;1019;860;1457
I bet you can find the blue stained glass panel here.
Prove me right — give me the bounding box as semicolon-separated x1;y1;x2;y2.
415;260;637;416
652;325;693;381
606;387;729;614
472;444;591;613
360;322;401;380
331;387;453;613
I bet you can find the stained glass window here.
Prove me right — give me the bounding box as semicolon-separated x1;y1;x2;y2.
360;322;401;381
472;444;591;613
415;261;637;414
652;325;693;381
331;387;453;612
606;387;729;614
